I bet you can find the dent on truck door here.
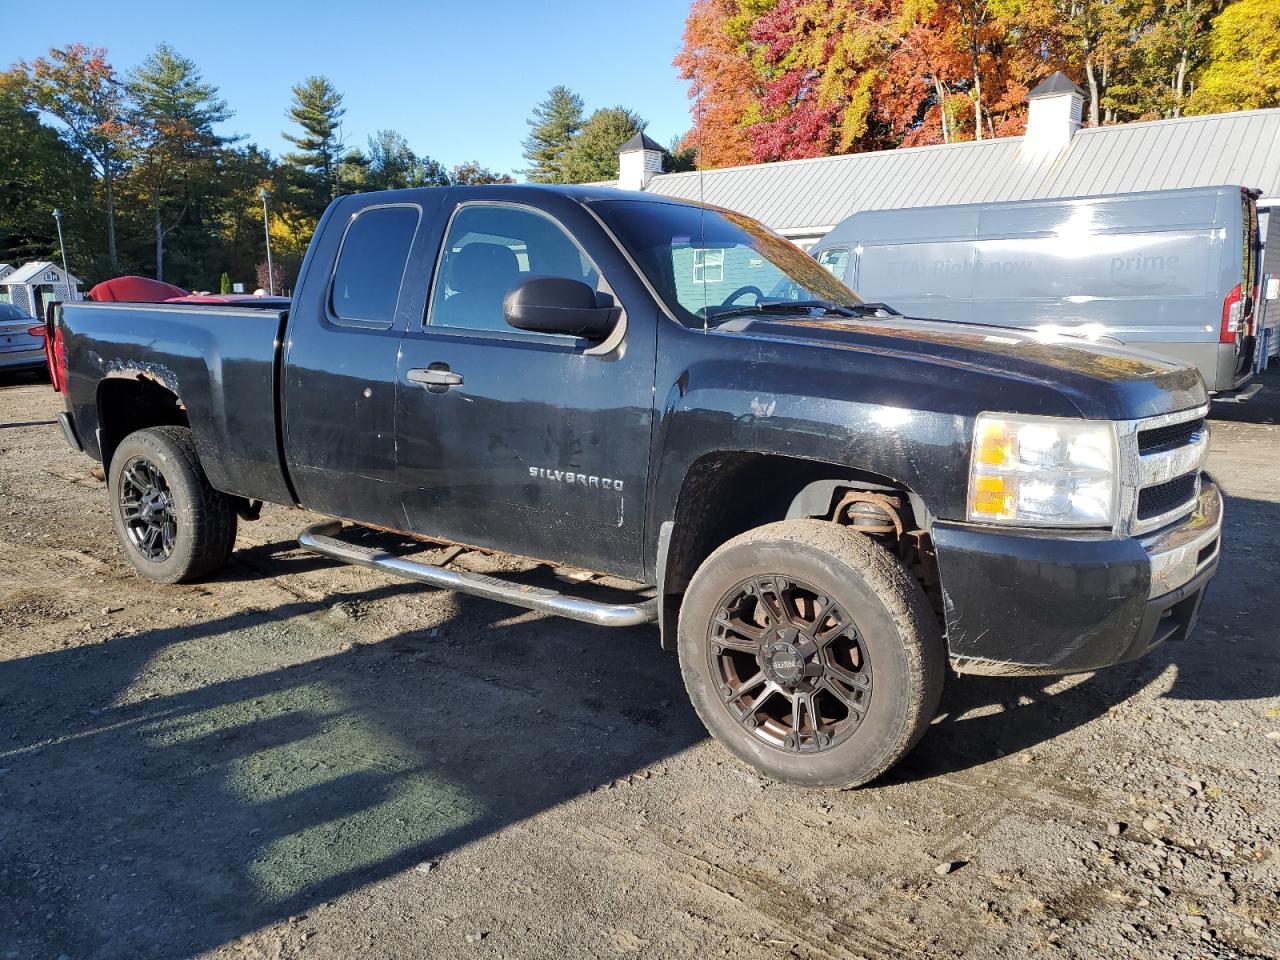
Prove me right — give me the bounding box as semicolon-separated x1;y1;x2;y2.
394;197;657;579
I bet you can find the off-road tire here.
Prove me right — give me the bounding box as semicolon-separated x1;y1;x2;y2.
108;426;237;583
678;519;945;788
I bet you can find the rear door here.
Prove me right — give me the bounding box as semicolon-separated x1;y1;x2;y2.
394;190;658;578
282;195;445;527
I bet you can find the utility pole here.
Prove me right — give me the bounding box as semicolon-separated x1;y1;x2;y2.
260;188;275;296
52;208;71;298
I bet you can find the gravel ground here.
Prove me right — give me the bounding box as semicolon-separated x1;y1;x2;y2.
0;368;1277;960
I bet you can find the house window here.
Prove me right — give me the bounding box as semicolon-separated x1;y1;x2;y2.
692;248;724;283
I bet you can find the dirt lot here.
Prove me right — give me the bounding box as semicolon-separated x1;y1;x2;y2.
1;371;1277;960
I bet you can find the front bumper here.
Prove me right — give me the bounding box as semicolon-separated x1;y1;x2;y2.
933;480;1222;676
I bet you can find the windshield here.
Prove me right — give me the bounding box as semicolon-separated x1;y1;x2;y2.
591;200;864;327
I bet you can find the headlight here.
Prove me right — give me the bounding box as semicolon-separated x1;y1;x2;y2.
968;413;1117;527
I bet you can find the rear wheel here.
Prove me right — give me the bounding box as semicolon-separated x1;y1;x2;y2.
108;426;237;583
678;520;945;788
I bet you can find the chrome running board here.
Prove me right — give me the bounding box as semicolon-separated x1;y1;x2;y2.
298;521;658;628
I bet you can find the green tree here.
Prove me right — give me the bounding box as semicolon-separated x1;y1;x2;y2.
363;129;450;190
448;161;516;185
665;135;698;172
1188;0;1280;113
559;107;646;183
219;271;232;294
209;144;275;292
282;76;346;215
125;44;231;282
522;85;584;182
0;71;102;276
16;44;131;268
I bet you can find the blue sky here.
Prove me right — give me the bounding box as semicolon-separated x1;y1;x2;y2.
1;0;697;178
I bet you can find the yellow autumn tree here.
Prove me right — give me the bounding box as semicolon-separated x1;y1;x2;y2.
1188;0;1280;114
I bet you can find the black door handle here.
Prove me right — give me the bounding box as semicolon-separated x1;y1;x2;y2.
407;364;464;393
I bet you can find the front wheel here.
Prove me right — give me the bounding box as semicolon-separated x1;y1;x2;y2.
678;520;945;788
108;426;238;583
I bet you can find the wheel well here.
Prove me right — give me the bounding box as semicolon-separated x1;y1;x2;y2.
658;452;939;649
97;377;189;470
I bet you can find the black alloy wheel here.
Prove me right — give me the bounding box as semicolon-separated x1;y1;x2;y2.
709;575;872;755
108;426;237;583
117;456;178;562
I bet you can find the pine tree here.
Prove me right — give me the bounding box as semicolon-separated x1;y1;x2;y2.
364;129;450;190
282;76;346;216
559;107;646;184
126;44;231;282
220;271;232;294
522;85;584;183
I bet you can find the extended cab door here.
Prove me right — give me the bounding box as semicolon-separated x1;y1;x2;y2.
394;190;658;579
282;194;446;528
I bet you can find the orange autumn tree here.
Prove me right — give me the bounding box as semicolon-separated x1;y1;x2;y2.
674;0;1068;164
673;0;765;167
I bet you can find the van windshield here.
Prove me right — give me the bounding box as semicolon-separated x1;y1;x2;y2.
591;200;864;327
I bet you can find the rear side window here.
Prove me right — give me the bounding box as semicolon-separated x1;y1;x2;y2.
330;205;421;327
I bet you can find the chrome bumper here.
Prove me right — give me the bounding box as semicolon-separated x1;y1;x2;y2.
1141;480;1222;598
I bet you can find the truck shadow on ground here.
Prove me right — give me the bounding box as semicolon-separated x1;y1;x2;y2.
0;577;700;959
1;494;1273;958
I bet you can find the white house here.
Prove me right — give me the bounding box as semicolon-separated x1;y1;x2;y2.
0;261;81;318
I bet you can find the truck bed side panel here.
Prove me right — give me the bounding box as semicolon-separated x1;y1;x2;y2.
61;302;294;505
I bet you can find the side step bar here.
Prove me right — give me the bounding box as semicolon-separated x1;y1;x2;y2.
298;521;658;628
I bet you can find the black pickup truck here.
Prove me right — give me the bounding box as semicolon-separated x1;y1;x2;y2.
51;185;1222;788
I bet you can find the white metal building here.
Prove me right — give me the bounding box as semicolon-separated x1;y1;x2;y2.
613;73;1280;249
0;261;81;318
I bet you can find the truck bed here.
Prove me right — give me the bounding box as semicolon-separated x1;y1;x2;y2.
58;300;295;506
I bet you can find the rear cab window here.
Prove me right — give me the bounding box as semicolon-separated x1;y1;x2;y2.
330;205;421;328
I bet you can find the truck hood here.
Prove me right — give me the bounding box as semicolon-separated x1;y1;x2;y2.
731;314;1207;420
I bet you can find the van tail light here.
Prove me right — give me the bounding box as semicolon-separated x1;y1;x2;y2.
1220;284;1242;344
43;302;66;392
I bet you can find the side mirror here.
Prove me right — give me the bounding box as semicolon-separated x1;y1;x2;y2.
503;276;619;340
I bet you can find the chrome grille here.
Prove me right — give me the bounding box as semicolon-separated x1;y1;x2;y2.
1137;417;1205;454
1118;405;1209;536
1138;473;1199;521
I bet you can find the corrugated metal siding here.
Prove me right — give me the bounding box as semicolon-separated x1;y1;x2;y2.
645;110;1280;236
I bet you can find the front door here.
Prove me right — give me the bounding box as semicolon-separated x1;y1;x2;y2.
395;196;657;578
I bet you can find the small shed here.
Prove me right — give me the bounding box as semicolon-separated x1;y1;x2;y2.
0;261;81;318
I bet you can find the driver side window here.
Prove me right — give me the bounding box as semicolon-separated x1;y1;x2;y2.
428;204;602;335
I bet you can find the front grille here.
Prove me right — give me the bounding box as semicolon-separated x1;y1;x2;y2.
1137;473;1198;521
1138;417;1204;453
